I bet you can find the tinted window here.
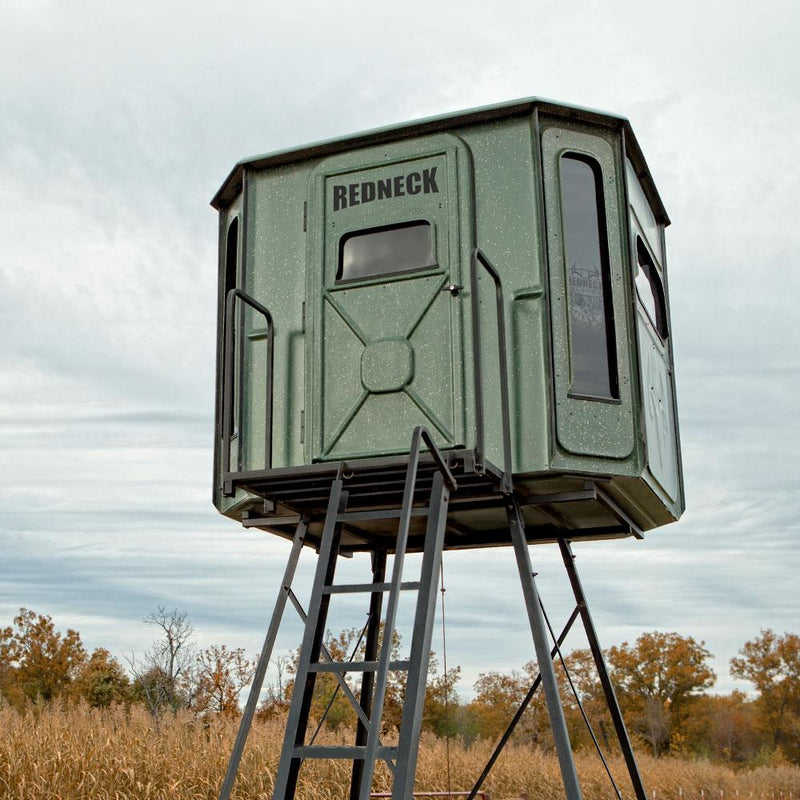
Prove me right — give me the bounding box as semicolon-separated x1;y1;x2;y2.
636;238;669;339
225;217;239;294
338;221;435;282
560;154;619;400
224;216;241;463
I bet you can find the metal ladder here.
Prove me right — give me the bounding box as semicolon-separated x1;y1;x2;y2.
271;426;456;800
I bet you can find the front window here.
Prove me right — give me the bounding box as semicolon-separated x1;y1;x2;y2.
337;220;435;283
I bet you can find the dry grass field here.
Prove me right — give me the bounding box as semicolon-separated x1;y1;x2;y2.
1;703;798;800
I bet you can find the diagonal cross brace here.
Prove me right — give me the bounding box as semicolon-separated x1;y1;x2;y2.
285;587;372;731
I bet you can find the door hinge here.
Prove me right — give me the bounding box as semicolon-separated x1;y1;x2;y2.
303;201;307;232
301;301;306;333
300;409;305;444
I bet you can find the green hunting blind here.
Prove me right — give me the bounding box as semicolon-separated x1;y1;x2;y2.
212;98;684;800
211;97;684;551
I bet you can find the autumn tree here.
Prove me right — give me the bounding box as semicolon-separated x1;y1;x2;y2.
257;654;292;720
679;691;761;763
466;653;604;750
192;644;255;716
423;653;461;738
71;648;130;708
469;667;536;742
0;608;87;706
0;622;16;705
130;666;186;714
128;607;195;717
730;629;800;762
607;631;716;756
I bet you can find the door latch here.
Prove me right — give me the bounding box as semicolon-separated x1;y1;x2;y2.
443;284;463;297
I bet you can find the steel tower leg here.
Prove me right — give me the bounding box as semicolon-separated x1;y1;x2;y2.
507;498;583;800
218;517;309;800
350;550;388;800
558;539;647;800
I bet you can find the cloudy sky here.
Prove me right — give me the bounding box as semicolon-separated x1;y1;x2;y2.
2;0;798;701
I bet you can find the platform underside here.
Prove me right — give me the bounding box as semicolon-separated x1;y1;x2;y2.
223;449;643;553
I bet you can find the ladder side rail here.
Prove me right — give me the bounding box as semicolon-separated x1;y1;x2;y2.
558;539;647;800
217;517;309;800
388;471;451;800
507;498;583;800
273;480;347;800
357;430;424;780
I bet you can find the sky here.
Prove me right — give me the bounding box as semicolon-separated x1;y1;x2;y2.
1;0;798;704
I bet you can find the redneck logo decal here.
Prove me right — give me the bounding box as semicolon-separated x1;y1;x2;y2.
332;167;439;211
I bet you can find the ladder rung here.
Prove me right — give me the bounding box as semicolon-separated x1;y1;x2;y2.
294;745;398;760
322;581;421;595
295;745;365;759
308;660;410;673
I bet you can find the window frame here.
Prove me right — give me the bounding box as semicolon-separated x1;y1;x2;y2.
560;151;620;403
335;219;438;285
635;236;669;341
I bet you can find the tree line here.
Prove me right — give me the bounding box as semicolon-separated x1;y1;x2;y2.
0;607;255;718
1;607;798;767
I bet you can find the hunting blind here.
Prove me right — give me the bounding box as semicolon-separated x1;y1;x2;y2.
212;98;684;800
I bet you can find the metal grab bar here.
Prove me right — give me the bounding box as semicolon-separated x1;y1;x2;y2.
412;425;458;493
221;288;275;496
469;248;513;494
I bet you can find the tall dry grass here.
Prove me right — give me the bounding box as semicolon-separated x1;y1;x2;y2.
0;703;798;800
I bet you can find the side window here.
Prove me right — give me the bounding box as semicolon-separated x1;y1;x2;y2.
560;153;619;401
225;216;239;295
337;220;435;283
224;216;241;462
635;237;668;339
